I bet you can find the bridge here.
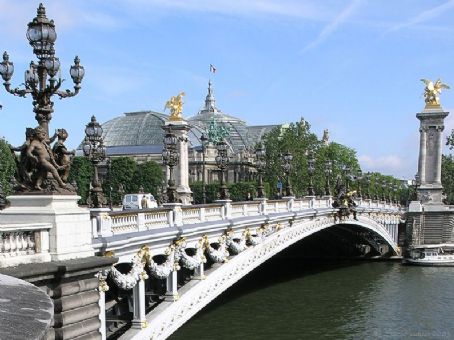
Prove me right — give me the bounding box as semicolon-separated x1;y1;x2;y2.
0;196;402;339
88;196;401;339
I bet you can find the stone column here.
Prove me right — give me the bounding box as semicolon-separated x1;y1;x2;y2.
193;263;205;280
416;108;449;204
165;121;193;205
132;273;148;329
165;270;179;301
418;126;427;183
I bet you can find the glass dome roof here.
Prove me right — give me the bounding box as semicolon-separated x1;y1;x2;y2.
102;111;168;146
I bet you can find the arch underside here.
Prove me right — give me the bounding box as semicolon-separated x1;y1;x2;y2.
123;215;399;340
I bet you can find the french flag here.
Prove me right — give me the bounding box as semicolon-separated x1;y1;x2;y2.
210;64;217;74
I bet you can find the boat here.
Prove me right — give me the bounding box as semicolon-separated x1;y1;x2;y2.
404;243;454;266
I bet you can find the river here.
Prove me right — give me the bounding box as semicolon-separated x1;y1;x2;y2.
170;246;454;339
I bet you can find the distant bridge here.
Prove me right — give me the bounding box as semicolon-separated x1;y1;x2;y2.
85;197;402;339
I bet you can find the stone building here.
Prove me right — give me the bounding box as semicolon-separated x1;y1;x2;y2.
100;81;278;185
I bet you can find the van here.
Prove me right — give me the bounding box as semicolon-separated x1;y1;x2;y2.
122;193;158;210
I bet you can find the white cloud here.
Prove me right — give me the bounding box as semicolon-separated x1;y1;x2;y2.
359;154;412;179
385;0;454;34
301;0;362;53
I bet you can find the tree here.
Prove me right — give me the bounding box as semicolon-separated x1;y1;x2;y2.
132;161;164;198
102;157;138;204
442;154;454;204
0;138;16;196
262;120;360;197
68;157;93;204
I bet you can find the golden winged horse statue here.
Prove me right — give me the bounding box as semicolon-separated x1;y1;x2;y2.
421;78;450;107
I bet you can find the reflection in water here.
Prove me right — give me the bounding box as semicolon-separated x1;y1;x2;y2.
170;251;454;339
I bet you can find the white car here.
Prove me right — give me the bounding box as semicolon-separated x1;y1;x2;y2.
122;193;158;210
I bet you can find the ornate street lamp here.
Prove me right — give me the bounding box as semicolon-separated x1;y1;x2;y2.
355;169;363;198
307;150;315;196
324;160;332;196
215;140;230;200
281;151;293;197
342;165;351;190
107;158;113;210
255;143;266;199
0;4;84;137
118;183;125;205
82;116;106;208
162;127;180;204
0;181;6;210
365;173;371;199
381;179;387;201
200;133;208;204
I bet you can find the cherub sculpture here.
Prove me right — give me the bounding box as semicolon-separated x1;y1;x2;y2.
52;128;75;182
421;78;450;107
26;126;66;190
164;92;185;121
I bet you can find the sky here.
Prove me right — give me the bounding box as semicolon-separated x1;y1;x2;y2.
1;0;454;180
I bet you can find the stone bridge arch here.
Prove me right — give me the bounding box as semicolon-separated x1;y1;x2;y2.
119;213;400;340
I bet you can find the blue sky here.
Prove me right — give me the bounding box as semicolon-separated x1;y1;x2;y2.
1;0;454;180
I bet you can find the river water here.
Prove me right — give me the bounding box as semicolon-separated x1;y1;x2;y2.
170;248;454;339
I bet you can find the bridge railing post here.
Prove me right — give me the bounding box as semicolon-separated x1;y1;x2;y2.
199;207;206;222
91;209;113;237
163;203;183;226
137;212;146;231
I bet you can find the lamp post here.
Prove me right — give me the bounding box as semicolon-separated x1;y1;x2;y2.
281;151;293;197
0;4;84;138
200;133;208;204
82;116;106;208
162;127;180;204
356;169;363;198
365;173;371;199
215;140;230;200
255;143;266;199
118;183;125;205
381;179;387;202
107;158;113;210
324;160;332;196
307;150;315;196
342;165;351;190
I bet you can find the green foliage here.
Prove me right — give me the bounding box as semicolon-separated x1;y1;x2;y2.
190;182;220;204
442;154;454;204
102;159;164;205
102;157;137;205
133;161;164;197
68;157;93;204
228;181;257;201
262;120;360;197
0;139;16;196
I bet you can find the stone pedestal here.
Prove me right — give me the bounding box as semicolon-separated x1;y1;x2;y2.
416;107;449;204
0;195;94;261
165;120;193;205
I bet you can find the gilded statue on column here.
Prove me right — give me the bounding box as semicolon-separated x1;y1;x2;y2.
165;92;185;121
421;78;450;108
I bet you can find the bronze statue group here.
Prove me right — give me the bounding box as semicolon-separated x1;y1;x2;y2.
10;126;75;192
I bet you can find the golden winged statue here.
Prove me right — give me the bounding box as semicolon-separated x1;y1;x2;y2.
164;91;185;121
421;78;450;108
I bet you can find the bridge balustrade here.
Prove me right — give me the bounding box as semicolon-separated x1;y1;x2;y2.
0;223;52;267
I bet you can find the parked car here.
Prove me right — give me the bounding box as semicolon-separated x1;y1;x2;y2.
122;193;158;210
